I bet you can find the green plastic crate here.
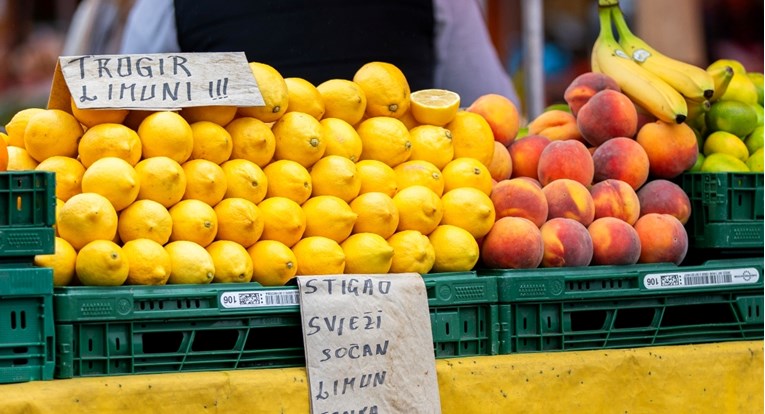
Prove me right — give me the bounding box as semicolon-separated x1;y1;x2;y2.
0;266;55;383
0;171;56;258
53;272;499;378
479;258;763;353
680;172;764;250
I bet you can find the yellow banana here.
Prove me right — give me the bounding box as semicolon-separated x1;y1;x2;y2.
707;64;734;102
592;6;687;124
611;6;713;101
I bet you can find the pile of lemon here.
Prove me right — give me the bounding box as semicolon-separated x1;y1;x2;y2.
3;61;498;287
690;59;764;173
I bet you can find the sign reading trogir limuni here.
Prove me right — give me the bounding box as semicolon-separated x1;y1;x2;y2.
297;273;441;414
51;52;264;111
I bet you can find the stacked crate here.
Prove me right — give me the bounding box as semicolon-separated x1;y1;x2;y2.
0;171;57;383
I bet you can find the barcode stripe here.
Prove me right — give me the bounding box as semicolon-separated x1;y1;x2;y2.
683;271;733;286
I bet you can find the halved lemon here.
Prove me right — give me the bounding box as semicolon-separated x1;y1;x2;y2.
409;89;461;126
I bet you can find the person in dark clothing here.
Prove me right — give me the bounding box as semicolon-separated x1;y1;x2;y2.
119;0;520;107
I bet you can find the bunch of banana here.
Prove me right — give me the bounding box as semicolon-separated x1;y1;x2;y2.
591;4;688;124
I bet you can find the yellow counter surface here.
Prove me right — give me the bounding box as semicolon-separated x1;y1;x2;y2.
0;341;761;413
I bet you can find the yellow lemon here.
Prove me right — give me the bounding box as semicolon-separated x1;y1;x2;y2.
121;238;172;285
134;156;187;207
441;157;494;195
350;192;399;239
34;236;77;287
356;116;412;167
310;155;361;202
428;224;480;273
118;199;173;245
78;123;142;167
703;130;750;161
214;197;263;248
285;77;325;120
247;240;298;286
355;159;398;196
137;111;194;163
386;230;435;274
70;97;128;128
302;195;357;243
706;100;759;138
220;158;268;204
81;157;140;211
353;61;411;118
292;236;345;275
6;146;39;170
440;187;496;238
271;111;327;168
4;107;44;148
410;88;460;126
316;78;367;125
169;199;218;247
746;148;764;172
707;58;747;76
180;105;237;126
58;192;118;250
35;156;84;201
446;111;495;167
189;121;234;165
206;240;254;283
165;240;215;284
23;109;84;162
181;159;227;206
75;240;129;286
258;196;306;247
225;117;276;167
238;62;289;123
263;159;313;204
700;152;750;173
408;124;454;170
341;233;394;274
393;159;445;196
320;117;363;162
393;185;443;235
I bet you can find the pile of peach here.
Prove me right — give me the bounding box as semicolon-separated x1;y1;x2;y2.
480;72;696;269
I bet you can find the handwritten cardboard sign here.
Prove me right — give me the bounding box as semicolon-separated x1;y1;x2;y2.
297;274;441;414
48;52;264;111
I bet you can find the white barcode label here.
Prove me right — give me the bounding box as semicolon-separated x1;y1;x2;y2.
219;289;299;308
643;267;760;290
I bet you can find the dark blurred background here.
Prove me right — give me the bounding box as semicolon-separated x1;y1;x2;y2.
1;0;763;126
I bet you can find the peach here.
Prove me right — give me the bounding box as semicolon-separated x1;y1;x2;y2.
527;109;584;142
590;179;641;225
636;121;698;179
636;179;692;225
634;213;688;264
508;134;550;181
540;217;594;267
490;178;549;227
587;217;642;265
488;140;513;181
542;178;595;226
481;216;544;269
591;137;650;190
466;93;520;146
537;139;594;187
564;72;621;116
577;89;638;147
